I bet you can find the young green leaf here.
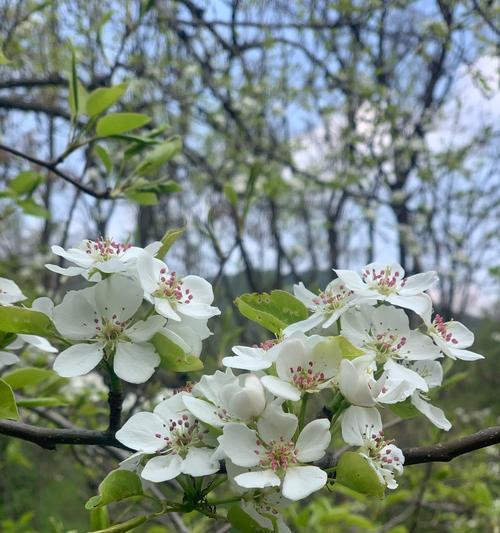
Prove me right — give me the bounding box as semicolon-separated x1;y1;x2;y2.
8;171;44;196
0;378;19;420
234;290;308;335
124;190;158;205
336;451;385;498
388;398;420;419
17;199;50;219
152;333;203;372
96;113;151;137
133;136;182;176
86;83;128;117
156;227;185;259
0;306;54;335
227;506;269;533
2;367;55;390
85;470;143;510
94;145;113;173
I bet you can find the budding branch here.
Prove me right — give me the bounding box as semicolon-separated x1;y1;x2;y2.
0;420;498;467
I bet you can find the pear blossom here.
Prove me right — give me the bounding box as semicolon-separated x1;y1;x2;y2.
335;262;437;317
161;315;212;358
136;253;220;322
116;393;220;482
183;369;267;427
222;338;283;371
283;279;373;335
260;334;348;401
341;406;404;489
0;277;26;305
341;305;441;393
0;350;19;369
218;403;330;501
424;312;483;361
52;275;164;383
45;238;160;281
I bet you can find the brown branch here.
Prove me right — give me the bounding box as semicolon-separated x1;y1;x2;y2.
0;142;111;199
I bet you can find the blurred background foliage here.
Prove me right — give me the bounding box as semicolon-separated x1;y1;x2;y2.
0;0;499;531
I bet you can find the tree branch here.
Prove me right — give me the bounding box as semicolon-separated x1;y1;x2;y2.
0;142;111;199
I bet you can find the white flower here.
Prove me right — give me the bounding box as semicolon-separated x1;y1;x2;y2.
335;263;437;317
218;403;330;501
222;339;283;371
337;357;410;407
0;350;19;369
424;312;483;361
183;369;267;427
260;334;344;401
52;275;164;383
341;406;404;489
411;392;451;430
116;393;220;482
341;305;441;393
45;238;160;281
161;315;212;358
136;254;220;322
284;279;373;335
0;277;26;305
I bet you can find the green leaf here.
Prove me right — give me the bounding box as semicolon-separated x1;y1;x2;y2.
16;397;68;408
156;227;185;259
95;145;113;173
96;113;151;137
0;306;54;335
388;397;420;419
152;333;203;372
85;470;143;510
133;136;182;176
333;336;365;359
124;190;158;205
17;198;50;219
89;507;110;531
234;290;308;334
336;451;385;498
227;507;269;533
0;331;17;349
0;378;19;420
8;171;44;196
224;183;238;206
86;83;128;117
0;48;11;65
2;367;55;390
89;515;148;533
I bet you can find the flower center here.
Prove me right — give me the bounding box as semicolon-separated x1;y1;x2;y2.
312;284;354;311
93;313;129;346
432;314;458;344
367;331;407;363
153;269;193;306
84;238;131;261
255;438;298;472
289;361;326;391
363;267;406;296
254;339;277;351
154;415;208;458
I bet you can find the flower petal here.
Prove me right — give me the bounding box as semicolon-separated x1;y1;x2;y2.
411;393;451;431
295;419;331;462
181;447;220;476
234;469;281;489
449;348;484;361
257;401;298;443
154;298;181;321
53;343;103;377
116;412;168;452
53;289;96;340
181;275;214;304
0;277;26;304
341;406;382;446
95;275;143;322
261;375;301;401
0;351;19;367
387;293;432;318
283;313;325;336
182;395;224;427
218;423;261;467
142;454;183;482
113;342;160;384
399;271;438;295
126;315;166;343
282;466;327;501
18;334;57;353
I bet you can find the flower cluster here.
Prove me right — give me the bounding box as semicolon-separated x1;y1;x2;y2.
1;250;484;529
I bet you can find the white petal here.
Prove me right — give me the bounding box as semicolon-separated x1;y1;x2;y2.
387;293;432;318
51;245;94;267
411;393;451;431
282;466;327;501
295;419;331;462
136;253;164;294
181;275;214;304
283;313;325;336
113;342;160;384
446;321;474;349
18;334;57;353
116;412;168;452
142;454;183;482
293;282;319;308
400;271;438;294
178;302;220;320
399;331;442;361
181;448;220;476
257;401;298;443
0;277;26;304
449;348;484;361
0;351;19;367
95;275;143;322
384;359;428;393
182;395;224;427
44;264;85;277
126;315;166;342
338;359;375;407
275;339;308;381
154;298;181;321
341;406;382;446
333;270;368;292
234;469;281;489
261;375;301;401
218;423;261;467
31;297;54;318
53;343;103;377
53;290;97;340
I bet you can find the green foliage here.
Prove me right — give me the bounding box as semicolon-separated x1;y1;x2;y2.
156;227;185;259
234;290;308;334
152;333;204;372
86;84;128;117
227;506;268;532
85;470;143;510
96;113;151;136
0;378;19;419
132;137;182;176
2;367;55;390
389;397;420;419
0;306;54;336
335;452;385;498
